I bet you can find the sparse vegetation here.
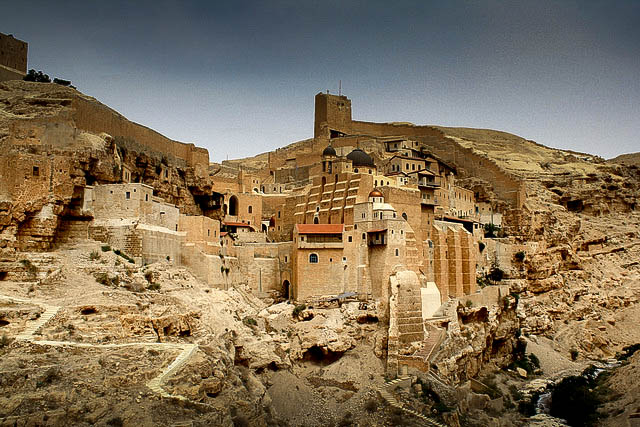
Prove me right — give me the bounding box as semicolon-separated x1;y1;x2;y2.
113;249;135;263
147;282;161;291
484;223;498;238
243;316;257;327
20;259;37;276
465;299;473;308
292;303;307;318
364;397;378;413
89;250;101;261
23;69;51;83
0;334;11;348
94;272;120;287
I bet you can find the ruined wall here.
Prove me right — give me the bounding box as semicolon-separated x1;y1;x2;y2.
71;97;209;173
0;33;27;74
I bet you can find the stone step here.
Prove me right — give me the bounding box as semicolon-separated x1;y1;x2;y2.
397;316;424;325
397;310;423;318
398;323;423;334
399;332;424;344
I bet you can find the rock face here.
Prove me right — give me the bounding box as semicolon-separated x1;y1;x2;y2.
0;80;212;252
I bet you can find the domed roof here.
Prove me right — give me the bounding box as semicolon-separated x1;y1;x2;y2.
368;190;383;198
322;144;337;157
347;148;375;167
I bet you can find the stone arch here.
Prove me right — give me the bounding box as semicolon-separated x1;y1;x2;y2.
229;195;239;216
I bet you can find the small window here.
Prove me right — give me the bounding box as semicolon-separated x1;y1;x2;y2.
343;257;347;262
329;258;333;262
300;235;304;241
348;236;352;242
207;229;210;236
278;211;281;218
284;256;288;263
126;192;131;199
395;249;399;256
32;166;39;176
309;253;318;263
164;170;168;178
145;194;149;201
248;206;253;214
362;233;366;239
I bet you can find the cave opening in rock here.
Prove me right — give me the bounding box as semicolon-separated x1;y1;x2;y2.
0;319;9;326
566;199;584;212
0;271;7;280
302;345;343;366
80;307;97;315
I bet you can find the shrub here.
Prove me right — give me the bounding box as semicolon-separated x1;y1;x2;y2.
101;245;111;252
243;317;257;327
0;334;11;348
89;251;101;261
484;223;498;238
144;271;154;283
24;69;51;83
292;304;307;318
20;259;37;276
489;266;504;282
514;251;526;262
465;300;473;308
113;249;135;263
364;398;378;413
94;273;118;287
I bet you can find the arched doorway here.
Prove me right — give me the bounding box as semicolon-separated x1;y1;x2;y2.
261;224;267;232
282;280;290;300
229;195;239;216
314;217;319;224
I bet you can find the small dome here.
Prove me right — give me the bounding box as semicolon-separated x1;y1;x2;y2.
346;148;375;167
369;190;383;198
322;144;337;157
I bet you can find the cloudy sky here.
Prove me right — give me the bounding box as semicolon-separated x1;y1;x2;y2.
2;1;638;162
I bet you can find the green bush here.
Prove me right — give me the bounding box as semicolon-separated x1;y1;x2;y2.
24;69;51;83
484;223;498;238
292;304;307;318
89;251;101;261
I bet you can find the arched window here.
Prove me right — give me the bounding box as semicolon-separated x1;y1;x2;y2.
309;253;318;263
395;248;399;256
402;212;408;221
248;205;253;214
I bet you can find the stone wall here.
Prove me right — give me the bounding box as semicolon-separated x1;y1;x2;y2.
0;33;27;74
71;97;209;174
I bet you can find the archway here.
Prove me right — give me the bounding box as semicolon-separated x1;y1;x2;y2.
282;280;290;299
229;195;239;216
262;224;267;232
314;217;319;224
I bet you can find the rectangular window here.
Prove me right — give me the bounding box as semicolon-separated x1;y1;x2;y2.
348;236;352;242
33;166;40;176
125;192;130;199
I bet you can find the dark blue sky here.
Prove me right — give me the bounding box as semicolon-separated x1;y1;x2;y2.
3;1;639;161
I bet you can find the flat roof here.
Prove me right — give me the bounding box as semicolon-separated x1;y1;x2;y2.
295;224;344;234
223;221;255;230
367;228;387;233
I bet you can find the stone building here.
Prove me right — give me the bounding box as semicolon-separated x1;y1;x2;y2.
0;33;27;82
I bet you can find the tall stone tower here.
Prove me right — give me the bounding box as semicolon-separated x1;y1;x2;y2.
0;33;28;82
314;93;353;141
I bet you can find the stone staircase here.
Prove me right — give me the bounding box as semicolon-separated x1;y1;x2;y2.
146;343;198;399
376;377;447;427
16;304;60;340
414;325;446;362
396;279;424;345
